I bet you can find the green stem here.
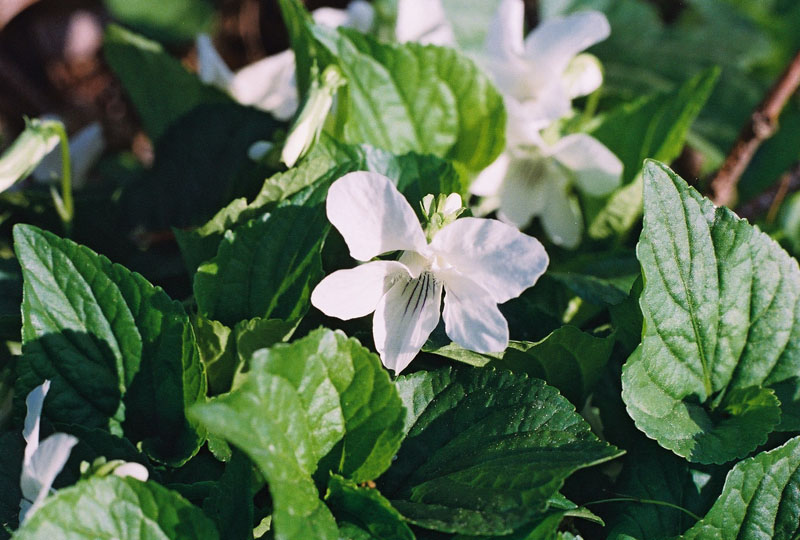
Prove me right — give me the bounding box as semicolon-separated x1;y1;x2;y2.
53;124;73;235
586;496;702;522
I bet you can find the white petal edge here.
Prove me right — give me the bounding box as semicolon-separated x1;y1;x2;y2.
440;270;508;353
195;34;234;88
373;272;442;374
23;381;50;463
19;433;78;522
486;0;525;60
311;260;410;320
112;462;150;482
470;152;510;197
563;53;603;99
496;156;551;228
230;50;299;121
396;0;456;46
540;185;583;249
430;217;548;304
523;11;610;76
326;171;427;261
549;133;622;197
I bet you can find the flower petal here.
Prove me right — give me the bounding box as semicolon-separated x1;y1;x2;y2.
373;272;442;374
23;381;50;463
195;34;234;89
326;171;427;261
496;156;551;227
431;217;548;304
396;0;456;45
540;181;583;249
230;50;299;121
563;53;603;98
469;152;510;197
311;261;410;320
486;0;525;59
549;133;622;197
523;11;610;76
19;433;78;522
112;462;150;482
440;271;508;353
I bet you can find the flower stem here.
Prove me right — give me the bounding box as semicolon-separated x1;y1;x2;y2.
585;496;702;522
52;123;73;236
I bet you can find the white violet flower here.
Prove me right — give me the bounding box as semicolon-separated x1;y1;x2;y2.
485;0;610;130
196;1;373;121
470;106;622;248
311;171;548;374
19;380;78;523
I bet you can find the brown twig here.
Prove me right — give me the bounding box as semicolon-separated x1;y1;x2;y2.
709;50;800;208
736;162;800;222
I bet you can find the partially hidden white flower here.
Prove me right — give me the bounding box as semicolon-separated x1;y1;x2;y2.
470;2;621;249
32;120;105;190
485;0;610;130
311;172;548;374
196;1;374;121
395;0;456;46
19;380;78;523
0;118;61;193
470;113;622;248
281;65;346;168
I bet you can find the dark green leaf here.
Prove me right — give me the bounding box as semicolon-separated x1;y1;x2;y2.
0;431;23;536
683;435;800;540
622;161;800;463
587;68;719;239
103;0;215;44
103;24;230;141
203;450;254;540
194;205;327;326
381;367;622;536
13;224;206;466
13;476;219;539
326;474;415;540
123;103;281;230
426;327;614;405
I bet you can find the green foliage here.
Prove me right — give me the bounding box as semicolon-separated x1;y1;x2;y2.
326;474;415;540
622;161;800;463
103;24;230;141
194;205;328;326
587;68;719;240
103;0;215;43
190;329;406;540
381;367;622;535
683;435;800;539
13;224;206;466
13;476;219;539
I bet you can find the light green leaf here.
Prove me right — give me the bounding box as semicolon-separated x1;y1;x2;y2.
13;476;219;539
13;224;206;466
103;24;230;141
683;435;800;540
194;205;327;327
190;362;338;540
103;0;214;43
381;367;623;536
190;329;405;540
622;161;800;464
326;474;415;540
587;68;718;239
257;329;405;482
310;25;505;171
